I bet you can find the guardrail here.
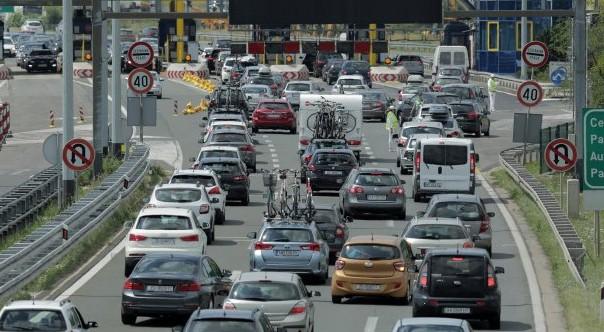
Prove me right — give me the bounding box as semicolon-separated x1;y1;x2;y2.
499;144;586;287
0;144;150;298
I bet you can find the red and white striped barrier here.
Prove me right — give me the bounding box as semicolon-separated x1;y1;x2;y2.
166;63;209;80
0;65;12;80
270;65;310;82
0;103;10;146
370;66;409;83
73;62;93;78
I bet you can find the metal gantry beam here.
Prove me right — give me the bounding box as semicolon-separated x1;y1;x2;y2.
444;10;576;17
102;12;229;20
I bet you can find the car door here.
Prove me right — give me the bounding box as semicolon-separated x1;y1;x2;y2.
297;278;314;326
206;257;231;305
339;169;356;203
67;307;84;331
201;258;222;308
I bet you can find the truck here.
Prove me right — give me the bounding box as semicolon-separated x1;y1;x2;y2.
298;94;363;161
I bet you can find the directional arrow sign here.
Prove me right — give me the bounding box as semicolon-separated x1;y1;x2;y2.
522;41;549;68
127;41;154;68
544;138;577;172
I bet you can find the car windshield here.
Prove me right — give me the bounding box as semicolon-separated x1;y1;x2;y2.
135;257;199;275
202;163;240;175
314;153;356;166
243;86;268;94
189;320;257;332
403;126;442;137
354;173;398;186
246;69;259;76
431;256;485;276
339;79;363;86
437;78;462;85
155;188;202;203
171;175;217;187
313;209;336;224
230;281;300;301
136;215;192;230
287;83;311;91
397;325;464;332
443;86;472;99
200;150;239;159
261;229;313;242
27;21;42;26
258;102;289;110
423;145;468;165
450;104;475;114
429;202;483;221
440;68;463;76
406;224;467;240
340;244;400;260
211;133;247;143
225;59;236;66
344;62;370;71
316;141;346;149
0;310;66;331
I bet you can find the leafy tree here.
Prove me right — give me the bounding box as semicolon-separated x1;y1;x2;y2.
7;12;25;28
42;7;62;31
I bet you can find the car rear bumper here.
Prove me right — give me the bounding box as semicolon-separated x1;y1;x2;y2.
122;294;200;317
362;109;385;119
331;272;408;297
458;121;481;133
225;184;248;199
251;254;323;275
412;293;501;318
344;199;405;214
308;175;346;191
253;118;295;129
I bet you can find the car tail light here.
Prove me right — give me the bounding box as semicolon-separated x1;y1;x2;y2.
480;218;490;233
239;144;255;152
467;111;478;120
129;234;147;241
176;282;201;292
398;137;407;146
393;262;406;272
300;138;310;145
289;303;306;315
463;241;474;248
304;154;312;164
487;276;497;288
270;84;277;89
447;131;459;137
123;279;144;290
419;273;428;288
180;234;199;242
341;70;347;75
255;242;273;250
347;139;361;146
199;204;210;214
301;242;321;251
308;164;316;172
415;152;421;172
391;186;404;195
335;259;345;270
349;185;364;194
223;302;236;310
470;153;476;174
233;175;247;182
208;186;221;195
335;226;345;238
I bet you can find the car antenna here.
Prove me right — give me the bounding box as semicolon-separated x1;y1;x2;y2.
371;232;374;241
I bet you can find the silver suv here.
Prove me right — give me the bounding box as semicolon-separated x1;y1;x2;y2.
0;299;98;331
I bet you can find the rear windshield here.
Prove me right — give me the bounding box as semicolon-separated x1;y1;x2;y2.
258;102;289;110
406;224;467;240
230;281;300;301
250;77;274;85
436;95;460;104
314;153;356;166
403;126;442;137
339;79;363;86
440;68;463;76
443;86;472;99
155;188;202;203
450;104;475;114
313;209;336;224
453;52;466;65
200;150;238;160
224;59;235;66
430;256;485;276
202;163;241;174
28;21;42;26
261;229;313;242
135;257;199;275
211;133;247;143
171;175;217;187
213;124;245;132
423;145;468;166
397;325;463;332
136;215;191;230
344;61;370;71
354;173;398;186
190;320;256;332
429;202;483;221
0;310;66;331
340;244;400;260
287;83;311;91
439;52;451;65
436;78;462;85
242;86;268;94
246;69;259;76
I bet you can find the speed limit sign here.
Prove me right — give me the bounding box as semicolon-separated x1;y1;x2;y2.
128;68;154;95
516;80;543;107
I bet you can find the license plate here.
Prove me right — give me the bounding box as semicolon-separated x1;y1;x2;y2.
267;114;280;119
443;307;471;314
367;195;387;201
151;238;175;246
38;64;47;67
423;181;442;188
354;284;381;291
146;285;174;292
324;171;342;175
274;250;300;256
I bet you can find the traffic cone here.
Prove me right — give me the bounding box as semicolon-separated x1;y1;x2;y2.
78;106;86;123
49;110;55;128
173;100;178;116
183;101;194;115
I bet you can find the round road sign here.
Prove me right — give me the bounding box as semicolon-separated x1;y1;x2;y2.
522;41;549;68
544;138;577;172
516;80;543;107
62;138;95;172
42;133;63;165
128;68;154;95
127;41;154;68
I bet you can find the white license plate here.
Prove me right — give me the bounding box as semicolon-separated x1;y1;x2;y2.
443;307;471;314
38;64;47;67
324;171;342;175
151;238;175;246
267;114;280;119
367;194;387;200
354;284;381;291
146;285;174;292
423;181;442;188
274;250;300;256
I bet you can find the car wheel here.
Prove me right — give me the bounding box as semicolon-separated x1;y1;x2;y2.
121;311;137;325
411;306;420;317
328;252;336;265
241;194;250;206
399;208;406;220
400;167;406;175
487;247;492;257
252;126;258;133
413;192;422;203
397;291;410;305
489;315;501;330
317;269;328;284
157;94;162;99
331;295;342;304
396;157;401;167
217;210;225;225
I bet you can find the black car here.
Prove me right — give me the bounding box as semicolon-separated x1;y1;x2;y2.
450;101;491;137
307;149;358;192
322;58;344;84
313;52;343;77
24;49;57;73
299;139;349;183
412;248;504;329
312;204;352;263
175;309;276;332
339;61;371;88
198;157;250;205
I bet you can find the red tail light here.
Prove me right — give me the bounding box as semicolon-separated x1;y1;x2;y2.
463;241;474;248
270;84;277;89
180;234;199;242
208;186;221;195
300;138;310;145
240;144;255;152
487;276;496;288
301;242;321;251
223;302;236;310
467;112;478;120
398;137;407;146
335;259;345;270
176;282;201;292
415;152;421;172
308;164;316;172
393;262;406;272
289;304;306;315
470;153;476;174
349;185;364;194
419;273;428;287
448;131;459;137
129;234;147;241
123;279;144;290
199;204;210;214
391;186;404;195
233;175;247;182
255;242;273;250
335;226;345;238
347;139;361;146
303;154;312;164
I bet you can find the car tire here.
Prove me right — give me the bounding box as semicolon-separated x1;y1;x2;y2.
216;210;225;225
411;306;420;317
157;94;162;99
121;311;137;325
328;252;336;265
317;269;328;284
290;126;297;134
487;247;492;257
241;194;250;206
124;261;135;277
413;193;422;203
399;208;406;220
331;295;343;304
489;315;501;330
252;126;258;133
400;167;406;175
396;157;401;167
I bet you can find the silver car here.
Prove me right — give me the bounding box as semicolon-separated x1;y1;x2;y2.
396;121;445;169
241;84;271;112
204;128;256;172
391;318;473;332
246;220;330;283
400;134;441;175
282;81;322;110
223;272;319;332
400;217;476;261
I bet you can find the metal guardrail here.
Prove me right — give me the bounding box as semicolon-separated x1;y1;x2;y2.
499;145;586;287
0;144;150;298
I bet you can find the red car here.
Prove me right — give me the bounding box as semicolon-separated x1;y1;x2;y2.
252;99;296;134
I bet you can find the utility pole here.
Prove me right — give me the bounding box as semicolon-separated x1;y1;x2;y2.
520;0;528;80
92;0;103;176
62;0;75;200
100;0;108;155
111;0;123;157
574;0;587;183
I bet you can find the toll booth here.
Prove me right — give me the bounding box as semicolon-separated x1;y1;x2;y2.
73;14;92;62
158;19;197;63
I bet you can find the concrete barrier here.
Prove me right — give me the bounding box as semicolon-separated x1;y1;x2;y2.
270;64;310;81
73;62;93;78
370;66;408;83
166;63;209;80
0;65;11;80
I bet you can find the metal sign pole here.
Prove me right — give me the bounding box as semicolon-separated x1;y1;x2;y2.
139;94;143;143
596;210;601;257
56;132;61;209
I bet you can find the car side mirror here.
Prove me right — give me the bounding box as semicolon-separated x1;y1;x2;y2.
211;198;220;203
298;150;304;156
172;327;184;332
198;137;204;144
311;290;321;297
416;211;425;217
487;212;495;217
247;95;252;100
86;321;98;328
247;231;257;239
222;269;232;277
495;266;505;274
345;216;354;223
399;179;406;184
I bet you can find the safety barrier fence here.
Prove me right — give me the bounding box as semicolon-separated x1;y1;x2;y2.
0;103;10;150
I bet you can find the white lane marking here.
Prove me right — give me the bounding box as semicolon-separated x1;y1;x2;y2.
371;162;378;165
272;159;280;163
386;220;395;228
0;80;6;89
271;154;278;158
364;317;378;332
265;139;272;143
269;148;276;152
262;135;268;138
478;173;546;332
364;146;372;150
268;143;275;148
273;164;280;168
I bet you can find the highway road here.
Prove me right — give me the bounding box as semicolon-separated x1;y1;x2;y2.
33;73;574;332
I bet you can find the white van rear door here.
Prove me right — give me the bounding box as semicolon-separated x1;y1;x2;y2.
420;143;471;192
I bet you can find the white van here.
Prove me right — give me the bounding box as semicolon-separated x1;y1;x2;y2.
411;138;478;202
431;46;469;82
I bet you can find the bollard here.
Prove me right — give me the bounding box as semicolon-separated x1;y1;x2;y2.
78;106;86;123
567;179;580;218
173;100;178;116
49;110;55;128
601;282;604;321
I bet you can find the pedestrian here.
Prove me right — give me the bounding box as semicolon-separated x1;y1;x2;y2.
385;106;399;152
488;73;497;113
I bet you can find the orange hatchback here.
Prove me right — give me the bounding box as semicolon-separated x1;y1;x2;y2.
331;235;414;304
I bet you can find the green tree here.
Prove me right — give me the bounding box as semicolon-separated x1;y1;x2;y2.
589;11;604;105
42;7;62;31
7;12;24;29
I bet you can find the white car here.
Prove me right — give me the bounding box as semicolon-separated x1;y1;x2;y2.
169;168;228;224
21;20;44;34
203;120;250;142
149;71;163;98
282;81;322;110
221;57;238;83
400;217;475;259
414;104;454;121
124;207;208;276
191;146;243;169
3;37;16;57
0;299;98;331
332;75;370;93
241;84;271;111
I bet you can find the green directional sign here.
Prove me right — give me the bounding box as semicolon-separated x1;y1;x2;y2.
0;6;14;13
582;108;604;189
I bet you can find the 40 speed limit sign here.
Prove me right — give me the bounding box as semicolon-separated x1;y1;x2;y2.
516;80;543;107
128;68;154;95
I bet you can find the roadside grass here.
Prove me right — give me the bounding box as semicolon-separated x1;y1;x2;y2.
2;166;165;305
491;167;604;332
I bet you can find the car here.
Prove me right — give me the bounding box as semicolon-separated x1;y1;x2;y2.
197;157;250;205
223;272;319;331
202;120;250;143
215;50;232;74
3;36;16;58
246;219;330;283
307;149;359;192
170;169;228;224
431;77;464;92
412;248;504;329
299;139;349;183
24;49;57;73
442;83;490;113
396;55;424;76
124;207;208;276
203;48;229;73
313;52;344;77
121;253;232;324
420;194;495;254
175;309;276;332
204;129;256;172
332;74;370;93
360;90;392;121
331;235;414;304
282;81;322;111
191;146;243;169
399;134;442;174
147;71;163;98
400;217;476;260
450;101;491;137
436;65;466;82
141;27;159;38
396;121;445;168
322;58;344;84
439;117;464;138
241;84;271;113
271;74;286;95
240;66;261;84
339;167;406;219
21;20;44;34
414;104;454;121
0;299;98;331
209;86;248;113
247;75;279;96
339;60;372;87
312;204;352;263
221;57;240;83
252;99;296;134
390;318;473;332
397;84;430;103
16;43;46;67
205;110;248;127
147;183;217;243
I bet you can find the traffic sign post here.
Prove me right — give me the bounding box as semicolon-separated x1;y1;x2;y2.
127;41;154;68
62;138;95;172
522;41;549;68
517;80;544;165
128;68;154;143
544;138;577;172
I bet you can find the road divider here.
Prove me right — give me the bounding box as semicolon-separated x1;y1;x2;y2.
370;66;408;83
